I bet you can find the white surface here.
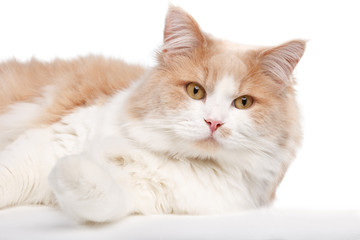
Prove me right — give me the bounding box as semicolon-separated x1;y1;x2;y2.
0;0;360;239
0;206;359;240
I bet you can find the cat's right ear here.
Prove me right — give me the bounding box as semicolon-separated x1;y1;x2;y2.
259;40;306;87
160;6;205;62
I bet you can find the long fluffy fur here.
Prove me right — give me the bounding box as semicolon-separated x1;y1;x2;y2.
0;6;305;223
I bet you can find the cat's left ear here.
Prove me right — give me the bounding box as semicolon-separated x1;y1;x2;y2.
160;6;206;61
260;40;306;86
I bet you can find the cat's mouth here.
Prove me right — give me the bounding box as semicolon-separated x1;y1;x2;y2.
194;136;220;150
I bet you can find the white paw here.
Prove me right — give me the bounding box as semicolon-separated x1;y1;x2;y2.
48;155;130;223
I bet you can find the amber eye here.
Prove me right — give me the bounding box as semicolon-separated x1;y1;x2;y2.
234;95;254;109
186;82;206;100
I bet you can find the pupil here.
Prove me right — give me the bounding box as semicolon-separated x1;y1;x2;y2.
193;86;199;95
242;97;247;106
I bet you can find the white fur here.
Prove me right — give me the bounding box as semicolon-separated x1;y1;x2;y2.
205;75;239;121
0;86;55;150
0;75;290;223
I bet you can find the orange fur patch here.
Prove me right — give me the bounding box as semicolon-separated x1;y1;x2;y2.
0;56;145;123
0;59;50;113
218;126;232;138
194;137;220;151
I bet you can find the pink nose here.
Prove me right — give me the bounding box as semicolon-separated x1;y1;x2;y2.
204;119;224;134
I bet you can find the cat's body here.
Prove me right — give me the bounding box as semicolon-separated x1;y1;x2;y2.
0;7;305;222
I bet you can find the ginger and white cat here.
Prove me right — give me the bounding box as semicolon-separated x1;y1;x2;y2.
0;6;305;222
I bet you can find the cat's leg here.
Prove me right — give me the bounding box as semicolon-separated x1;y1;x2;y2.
0;130;56;208
0;156;54;208
48;154;132;223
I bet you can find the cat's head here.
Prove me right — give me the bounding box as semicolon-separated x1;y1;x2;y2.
126;6;305;160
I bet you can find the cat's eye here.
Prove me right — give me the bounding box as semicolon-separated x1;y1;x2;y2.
234;95;254;109
186;82;206;100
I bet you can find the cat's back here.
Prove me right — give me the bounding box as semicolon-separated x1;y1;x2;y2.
0;56;145;149
0;56;145;121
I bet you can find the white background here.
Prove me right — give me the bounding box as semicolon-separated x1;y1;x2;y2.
0;0;359;213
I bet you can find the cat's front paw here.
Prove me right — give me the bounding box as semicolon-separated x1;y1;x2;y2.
49;155;130;223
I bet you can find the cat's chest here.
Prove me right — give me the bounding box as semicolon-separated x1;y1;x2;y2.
119;149;255;214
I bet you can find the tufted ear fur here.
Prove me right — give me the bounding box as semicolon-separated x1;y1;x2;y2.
161;6;205;59
260;40;306;87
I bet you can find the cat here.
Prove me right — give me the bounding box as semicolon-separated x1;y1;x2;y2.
0;6;305;223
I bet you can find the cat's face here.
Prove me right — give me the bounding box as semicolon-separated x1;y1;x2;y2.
127;7;304;159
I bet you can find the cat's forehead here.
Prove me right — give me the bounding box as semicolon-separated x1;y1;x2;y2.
204;40;258;93
217;40;261;53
